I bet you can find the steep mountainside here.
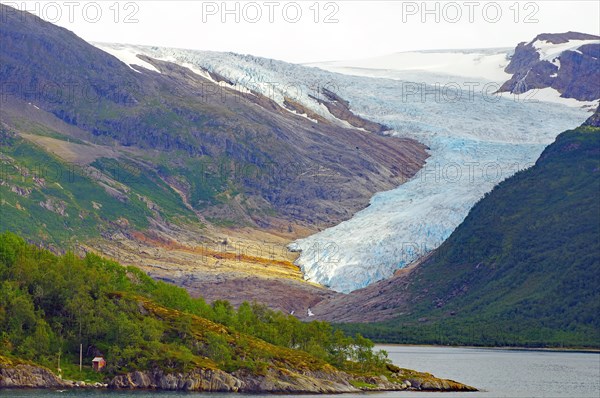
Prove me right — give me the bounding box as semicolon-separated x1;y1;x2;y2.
0;5;426;227
313;112;600;347
499;32;600;101
0;4;427;310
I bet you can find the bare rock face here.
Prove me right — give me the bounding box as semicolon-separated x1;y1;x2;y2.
309;88;390;134
109;369;243;392
500;32;600;101
0;363;70;388
107;366;476;393
583;105;600;127
108;368;358;393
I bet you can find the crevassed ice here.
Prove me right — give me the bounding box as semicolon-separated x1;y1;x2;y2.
288;78;589;292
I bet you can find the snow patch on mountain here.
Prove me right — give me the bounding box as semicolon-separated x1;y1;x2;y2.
97;45;345;127
94;43;161;74
532;38;599;61
499;33;600;104
313;46;598;109
526;88;599;108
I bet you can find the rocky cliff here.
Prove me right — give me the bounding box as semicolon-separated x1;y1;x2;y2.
500;32;600;101
0;357;69;389
584;105;600;127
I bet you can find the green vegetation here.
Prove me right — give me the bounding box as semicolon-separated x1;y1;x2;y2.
0;127;205;245
0;232;390;380
0;131;149;243
339;127;600;348
0;123;271;245
91;157;193;221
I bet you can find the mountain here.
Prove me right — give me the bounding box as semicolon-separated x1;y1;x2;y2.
0;4;427;310
154;36;588;294
87;39;591;294
1;4;597;341
312;110;600;347
499;32;600;101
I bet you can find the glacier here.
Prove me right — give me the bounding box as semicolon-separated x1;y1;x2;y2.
96;43;593;293
287;79;590;292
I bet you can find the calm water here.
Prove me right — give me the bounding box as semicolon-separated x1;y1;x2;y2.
2;345;599;398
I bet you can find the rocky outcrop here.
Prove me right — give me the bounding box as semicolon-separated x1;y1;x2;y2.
109;369;243;392
534;32;600;44
500;32;600;101
583;105;600;127
107;366;476;393
108;368;357;393
0;359;70;389
0;355;475;393
234;368;357;393
309;88;390;134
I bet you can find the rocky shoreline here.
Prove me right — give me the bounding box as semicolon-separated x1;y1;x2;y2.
0;358;476;393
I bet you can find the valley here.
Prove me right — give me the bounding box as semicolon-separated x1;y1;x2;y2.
1;1;599;359
1;2;599;396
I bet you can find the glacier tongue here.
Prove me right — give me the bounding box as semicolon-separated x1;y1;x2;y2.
93;43;592;293
289;78;589;292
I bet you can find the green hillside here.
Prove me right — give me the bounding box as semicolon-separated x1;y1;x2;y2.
0;127;196;245
341;125;600;348
0;231;391;382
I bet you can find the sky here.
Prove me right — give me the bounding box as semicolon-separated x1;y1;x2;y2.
2;1;599;63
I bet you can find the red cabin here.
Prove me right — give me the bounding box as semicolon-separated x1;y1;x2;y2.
92;356;106;371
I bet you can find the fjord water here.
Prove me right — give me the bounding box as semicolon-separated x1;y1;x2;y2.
382;345;600;397
4;345;598;398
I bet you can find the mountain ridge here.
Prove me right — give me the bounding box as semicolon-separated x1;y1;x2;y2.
500;31;600;101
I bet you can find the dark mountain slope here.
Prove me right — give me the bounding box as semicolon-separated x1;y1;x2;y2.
0;4;427;228
314;115;600;347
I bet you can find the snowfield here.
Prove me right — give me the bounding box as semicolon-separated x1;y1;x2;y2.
96;43;593;293
308;48;514;85
532;38;600;62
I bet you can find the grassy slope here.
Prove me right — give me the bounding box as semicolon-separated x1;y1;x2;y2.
340;126;600;347
0;126;196;245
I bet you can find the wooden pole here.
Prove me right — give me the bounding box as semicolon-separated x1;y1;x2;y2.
79;344;82;372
